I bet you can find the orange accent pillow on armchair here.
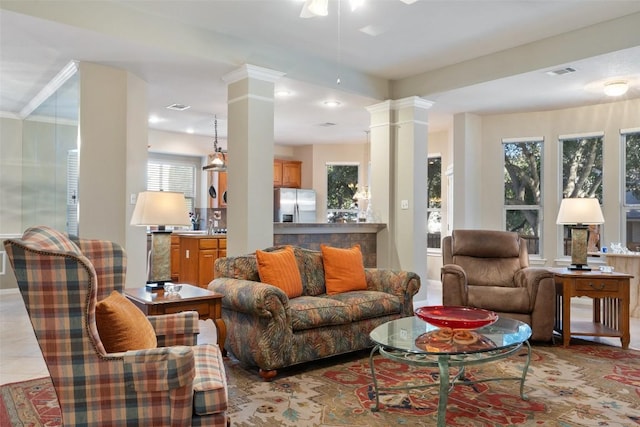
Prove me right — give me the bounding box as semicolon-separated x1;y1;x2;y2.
321;244;368;295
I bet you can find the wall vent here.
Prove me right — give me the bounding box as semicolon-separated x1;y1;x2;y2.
546;67;577;76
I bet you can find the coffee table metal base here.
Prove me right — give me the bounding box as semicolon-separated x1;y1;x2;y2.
369;341;531;427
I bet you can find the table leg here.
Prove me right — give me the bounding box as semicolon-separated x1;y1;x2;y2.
436;355;450;427
369;346;381;412
520;341;531;400
214;317;227;356
562;283;572;347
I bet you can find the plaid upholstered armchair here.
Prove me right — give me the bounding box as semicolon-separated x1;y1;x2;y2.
4;226;228;427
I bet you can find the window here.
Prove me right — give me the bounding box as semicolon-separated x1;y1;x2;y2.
623;129;640;251
326;164;359;223
503;139;542;255
147;154;197;214
427;156;442;249
560;133;603;255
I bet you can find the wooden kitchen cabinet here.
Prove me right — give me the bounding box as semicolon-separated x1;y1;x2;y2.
273;159;301;188
174;235;227;288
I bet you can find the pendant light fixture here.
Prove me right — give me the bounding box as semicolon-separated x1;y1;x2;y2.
203;115;227;171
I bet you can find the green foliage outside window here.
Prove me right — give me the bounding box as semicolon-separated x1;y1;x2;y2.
327;164;358;223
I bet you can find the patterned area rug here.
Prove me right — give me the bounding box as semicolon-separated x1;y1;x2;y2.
2;342;639;426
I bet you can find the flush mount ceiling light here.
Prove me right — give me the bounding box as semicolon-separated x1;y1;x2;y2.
323;100;341;107
603;81;629;97
165;103;191;111
300;0;365;18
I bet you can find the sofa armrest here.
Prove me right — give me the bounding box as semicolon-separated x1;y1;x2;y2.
365;269;421;316
209;278;289;318
441;264;468;306
515;268;555;311
148;311;200;347
121;345;195;392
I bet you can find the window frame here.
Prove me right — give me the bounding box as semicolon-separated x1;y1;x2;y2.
621;127;640;251
427;154;442;251
147;153;200;218
326;162;360;223
501;137;544;257
558;132;604;257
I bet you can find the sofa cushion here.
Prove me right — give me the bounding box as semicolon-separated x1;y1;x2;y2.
96;291;157;352
468;285;531;313
256;246;303;298
192;344;228;416
321;244;367;295
326;290;401;321
289;296;352;331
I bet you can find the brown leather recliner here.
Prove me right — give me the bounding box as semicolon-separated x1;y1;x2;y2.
441;229;555;341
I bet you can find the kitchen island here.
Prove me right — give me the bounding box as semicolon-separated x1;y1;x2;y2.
273;222;386;267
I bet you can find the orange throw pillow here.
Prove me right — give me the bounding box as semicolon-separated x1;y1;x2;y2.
321;244;368;295
256;246;303;298
95;291;157;353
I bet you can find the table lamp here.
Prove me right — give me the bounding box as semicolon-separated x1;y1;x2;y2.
130;191;191;287
556;197;604;270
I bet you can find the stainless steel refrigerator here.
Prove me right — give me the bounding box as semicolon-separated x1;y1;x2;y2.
274;188;317;223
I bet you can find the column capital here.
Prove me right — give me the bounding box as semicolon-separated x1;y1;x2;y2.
366;97;433;114
222;64;285;85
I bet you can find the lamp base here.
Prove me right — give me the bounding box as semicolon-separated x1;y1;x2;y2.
568;264;592;271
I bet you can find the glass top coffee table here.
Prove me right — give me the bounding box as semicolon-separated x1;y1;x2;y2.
369;315;532;427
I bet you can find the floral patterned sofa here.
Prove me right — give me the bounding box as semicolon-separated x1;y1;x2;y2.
209;246;421;379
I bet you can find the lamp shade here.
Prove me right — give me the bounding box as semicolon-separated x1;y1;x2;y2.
556;197;604;225
130;191;191;227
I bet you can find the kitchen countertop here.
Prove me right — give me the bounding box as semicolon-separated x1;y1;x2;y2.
273;223;386;234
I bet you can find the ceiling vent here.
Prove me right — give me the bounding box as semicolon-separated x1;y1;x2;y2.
546;67;577;76
319;122;337;127
166;103;191;111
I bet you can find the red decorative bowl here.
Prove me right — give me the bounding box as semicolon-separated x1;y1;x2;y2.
415;306;498;330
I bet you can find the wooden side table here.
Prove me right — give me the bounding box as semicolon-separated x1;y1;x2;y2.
550;268;632;349
125;284;226;352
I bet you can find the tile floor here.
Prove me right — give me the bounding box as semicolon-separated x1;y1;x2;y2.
1;283;639;385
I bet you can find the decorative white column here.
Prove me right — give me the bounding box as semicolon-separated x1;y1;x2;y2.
222;64;285;255
367;97;432;298
78;62;148;286
451;113;482;229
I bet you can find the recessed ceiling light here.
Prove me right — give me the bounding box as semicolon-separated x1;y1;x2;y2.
603;81;629;97
275;89;292;97
186;128;194;134
148;115;161;124
319;122;337;127
166;103;191;111
323;100;341;107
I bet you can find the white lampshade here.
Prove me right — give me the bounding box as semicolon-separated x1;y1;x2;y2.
130;191;191;227
556;197;604;225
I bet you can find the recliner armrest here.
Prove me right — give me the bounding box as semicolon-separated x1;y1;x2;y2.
515;267;555;310
441;264;468;306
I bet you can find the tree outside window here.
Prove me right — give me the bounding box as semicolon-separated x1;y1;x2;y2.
427;156;442;249
560;135;603;255
326;164;358;223
623;131;640;251
503;140;542;255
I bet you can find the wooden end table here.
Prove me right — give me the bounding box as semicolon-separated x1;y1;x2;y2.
125;284;226;352
550;268;632;349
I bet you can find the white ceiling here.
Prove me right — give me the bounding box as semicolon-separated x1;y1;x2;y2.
1;0;640;156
